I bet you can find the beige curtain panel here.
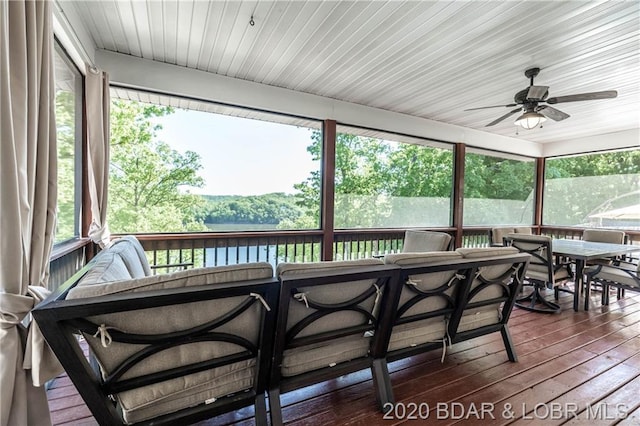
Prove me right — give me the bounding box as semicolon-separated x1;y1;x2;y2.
86;65;111;247
0;1;63;425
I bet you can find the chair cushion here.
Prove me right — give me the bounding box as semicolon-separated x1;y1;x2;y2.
583;229;625;244
402;230;452;252
457;307;502;333
384;251;462;265
591;264;640;289
67;262;274;424
276;258;383;277
387;317;447;352
277;259;384;376
456;247;519;259
108;235;151;278
490;227;515;245
119;354;256;424
514;227;532;235
277;259;385;337
76;253;134;285
385;252;464;318
69;262;274;298
74;236;152;287
526;263;572;285
281;334;371;377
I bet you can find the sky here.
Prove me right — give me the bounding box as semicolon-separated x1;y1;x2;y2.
153;109;319;196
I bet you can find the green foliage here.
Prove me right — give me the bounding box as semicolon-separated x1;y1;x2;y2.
105;100;639;234
55;90;76;242
292;130;456;228
544;151;640;226
384;144;453;197
108;100;208;233
545;151;640;178
199;193;304;226
464;153;535;200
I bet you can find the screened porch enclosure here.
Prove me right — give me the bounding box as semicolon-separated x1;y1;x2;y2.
4;1;640;425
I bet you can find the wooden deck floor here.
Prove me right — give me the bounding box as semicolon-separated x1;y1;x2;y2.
47;287;640;426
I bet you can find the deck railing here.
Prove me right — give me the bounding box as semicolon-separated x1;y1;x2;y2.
48;226;640;289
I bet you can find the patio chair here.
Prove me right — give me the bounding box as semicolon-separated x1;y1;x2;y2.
402;230;453;252
453;247;529;361
268;259;401;425
383;248;528;363
489;226;532;246
382;251;467;362
582;228;627;301
504;234;572;313
583;229;626;264
33;236;279;426
585;260;640;306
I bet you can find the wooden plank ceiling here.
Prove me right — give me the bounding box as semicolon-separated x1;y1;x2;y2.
62;0;640;145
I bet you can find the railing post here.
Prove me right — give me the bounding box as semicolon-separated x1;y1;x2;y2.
321;120;336;261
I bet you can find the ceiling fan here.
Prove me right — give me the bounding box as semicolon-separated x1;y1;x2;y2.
465;67;618;129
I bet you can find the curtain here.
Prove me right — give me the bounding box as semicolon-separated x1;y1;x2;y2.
0;1;63;425
86;65;111;247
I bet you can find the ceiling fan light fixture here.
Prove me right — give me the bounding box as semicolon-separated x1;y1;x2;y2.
514;111;547;129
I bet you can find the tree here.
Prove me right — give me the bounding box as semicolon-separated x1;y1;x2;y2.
200;193;304;228
54;90;76;242
108;100;207;233
291;130;544;228
544;150;640;225
293;131;394;228
464;153;535;200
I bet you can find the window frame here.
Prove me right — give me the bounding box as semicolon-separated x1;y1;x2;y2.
333;123;456;229
107;88;324;234
462;147;537;227
53;39;83;245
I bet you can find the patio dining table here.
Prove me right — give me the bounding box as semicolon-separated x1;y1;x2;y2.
551;238;640;311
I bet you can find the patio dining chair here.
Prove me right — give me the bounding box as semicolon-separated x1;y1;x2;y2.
583;229;626;264
504;234;572;313
583;228;627;300
585;259;640;306
489;227;532;247
402;230;453;252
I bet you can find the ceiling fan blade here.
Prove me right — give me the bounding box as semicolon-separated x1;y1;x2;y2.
486;108;521;127
546;90;617;104
527;85;548;101
538;105;570;121
465;103;518;111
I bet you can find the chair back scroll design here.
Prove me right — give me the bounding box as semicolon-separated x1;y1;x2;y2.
268;261;401;424
33;254;279;426
450;252;529;362
383;251;467;360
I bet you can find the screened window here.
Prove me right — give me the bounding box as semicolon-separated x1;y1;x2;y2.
544;149;640;228
463;149;535;226
53;43;81;243
107;90;322;233
334;126;454;228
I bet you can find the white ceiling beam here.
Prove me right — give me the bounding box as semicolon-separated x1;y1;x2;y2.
97;49;543;157
543;129;640;157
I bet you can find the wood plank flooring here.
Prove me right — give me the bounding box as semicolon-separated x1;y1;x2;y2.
46;287;640;425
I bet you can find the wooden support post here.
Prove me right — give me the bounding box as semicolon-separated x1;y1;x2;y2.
321;120;336;261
